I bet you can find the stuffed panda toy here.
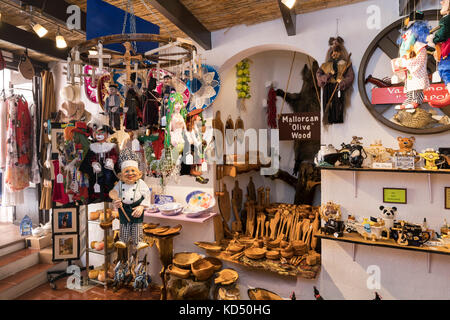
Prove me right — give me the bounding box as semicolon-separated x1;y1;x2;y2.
379;206;397;229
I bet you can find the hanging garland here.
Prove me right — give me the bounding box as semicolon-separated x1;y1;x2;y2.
236;59;251;109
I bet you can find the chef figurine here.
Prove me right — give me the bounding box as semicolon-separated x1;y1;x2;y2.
105;83;122;131
109;148;150;250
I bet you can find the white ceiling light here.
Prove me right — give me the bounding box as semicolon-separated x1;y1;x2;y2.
281;0;296;9
32;22;48;38
56;28;67;49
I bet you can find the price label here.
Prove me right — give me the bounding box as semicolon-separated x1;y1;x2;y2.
56;173;64;184
112;218;120;231
202;161;208;172
94;183;101;193
185;154;193;165
132;139;140;152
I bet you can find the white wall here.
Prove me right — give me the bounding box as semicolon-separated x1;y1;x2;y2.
201;0;450;300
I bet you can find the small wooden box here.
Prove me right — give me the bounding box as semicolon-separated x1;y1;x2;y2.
26;234;52;250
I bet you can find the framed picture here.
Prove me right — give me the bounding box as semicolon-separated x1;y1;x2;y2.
445;187;450;210
51;124;65;154
53;234;79;261
53;207;78;234
383;188;407;204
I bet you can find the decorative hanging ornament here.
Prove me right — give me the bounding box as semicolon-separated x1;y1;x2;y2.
186;64;220;114
235;59;251;110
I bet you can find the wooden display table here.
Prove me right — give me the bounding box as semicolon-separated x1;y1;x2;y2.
195;241;321;280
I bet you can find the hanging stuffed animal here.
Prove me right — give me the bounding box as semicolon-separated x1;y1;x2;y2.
109;148;150;251
427;1;450;107
392;11;431;112
316;37;354;124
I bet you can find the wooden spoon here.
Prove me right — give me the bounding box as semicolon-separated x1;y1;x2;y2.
265;221;270;238
311;211;320;251
302;219;311;242
269;210;280;240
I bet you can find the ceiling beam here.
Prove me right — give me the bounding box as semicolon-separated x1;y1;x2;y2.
19;0;87;33
0;21;69;60
146;0;211;50
277;0;296;36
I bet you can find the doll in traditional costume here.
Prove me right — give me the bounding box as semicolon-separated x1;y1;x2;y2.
80;123;118;201
62;122;91;203
105;83;122;131
166;92;187;156
316;37;354;124
427;0;450;107
123;88;141;131
109;148;150;250
392;11;431;112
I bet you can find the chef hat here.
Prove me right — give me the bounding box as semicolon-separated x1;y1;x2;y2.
118;148;140;170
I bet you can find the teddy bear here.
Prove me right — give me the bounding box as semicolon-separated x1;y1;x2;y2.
379;205;397;230
386;136;417;156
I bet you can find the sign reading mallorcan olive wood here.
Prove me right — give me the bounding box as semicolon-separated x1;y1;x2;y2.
278;113;321;141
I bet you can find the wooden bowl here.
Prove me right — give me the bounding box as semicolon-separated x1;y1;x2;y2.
267;239;281;249
280;240;289;249
244;247;266;260
248;288;283;300
157;224;182;236
88;269;99;279
100;219;113;230
218;287;240;300
191;258;215;281
227;243;245;254
238;236;255;245
280;249;294;259
173;252;202;269
168;264;191;279
143;223;159;229
89;211;100;221
195;241;222;253
146;226;170;235
292;240;307;255
204;257;223;271
265;250;280;260
215;268;239;285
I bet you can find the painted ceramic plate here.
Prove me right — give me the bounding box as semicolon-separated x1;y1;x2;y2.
186;64;220;113
184;191;215;218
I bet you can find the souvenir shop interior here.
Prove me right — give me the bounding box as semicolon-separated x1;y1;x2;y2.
0;0;450;301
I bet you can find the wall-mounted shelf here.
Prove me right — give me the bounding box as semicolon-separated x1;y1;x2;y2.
315;232;450;273
319;166;450;175
319;166;450;202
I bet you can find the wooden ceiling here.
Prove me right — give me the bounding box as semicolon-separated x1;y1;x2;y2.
0;0;367;64
66;0;367;37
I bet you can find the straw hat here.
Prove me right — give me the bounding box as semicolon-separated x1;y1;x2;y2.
60;84;82;103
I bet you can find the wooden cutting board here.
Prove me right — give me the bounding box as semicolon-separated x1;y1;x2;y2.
219;183;231;223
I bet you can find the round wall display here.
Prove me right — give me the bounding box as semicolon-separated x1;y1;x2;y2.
358;9;450;134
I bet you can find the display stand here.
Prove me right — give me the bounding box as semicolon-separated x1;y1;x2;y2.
85;201;114;289
144;233;180;300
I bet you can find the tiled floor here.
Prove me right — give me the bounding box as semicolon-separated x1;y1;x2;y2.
16;277;162;300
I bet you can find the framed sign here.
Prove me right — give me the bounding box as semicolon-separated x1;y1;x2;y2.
383;188;407;204
278;112;320;141
52;207;79;234
53;234;79;261
394;155;415;170
51;124;65;155
445;187;450;210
